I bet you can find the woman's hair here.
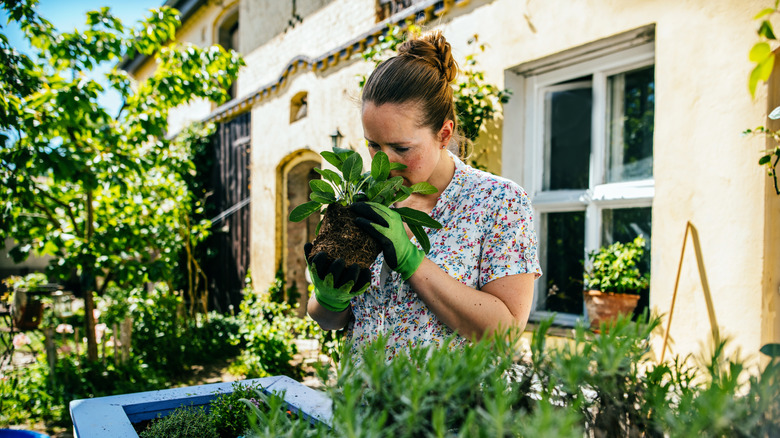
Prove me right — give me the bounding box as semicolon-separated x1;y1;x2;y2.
362;30;469;157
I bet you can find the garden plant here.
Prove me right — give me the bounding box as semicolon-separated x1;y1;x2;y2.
289;147;442;270
239;314;780;437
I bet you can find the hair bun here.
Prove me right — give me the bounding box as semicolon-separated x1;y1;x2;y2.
398;30;458;83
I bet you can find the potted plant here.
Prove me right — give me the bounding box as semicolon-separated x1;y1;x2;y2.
288;147;442;269
583;235;650;331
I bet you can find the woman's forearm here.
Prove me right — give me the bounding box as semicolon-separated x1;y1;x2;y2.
307;294;351;330
408;258;534;340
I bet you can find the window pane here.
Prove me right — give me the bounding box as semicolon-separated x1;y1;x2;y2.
539;211;586;314
601;207;652;313
606;66;654;183
544;85;592;190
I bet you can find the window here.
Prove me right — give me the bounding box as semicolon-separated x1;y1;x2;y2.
290;91;308;123
504;26;655;326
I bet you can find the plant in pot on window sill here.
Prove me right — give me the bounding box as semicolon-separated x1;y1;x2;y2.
288;146;442;270
583;235;649;331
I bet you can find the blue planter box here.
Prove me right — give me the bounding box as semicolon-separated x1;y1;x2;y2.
69;376;332;437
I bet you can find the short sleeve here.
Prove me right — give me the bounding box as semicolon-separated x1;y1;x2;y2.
478;183;542;287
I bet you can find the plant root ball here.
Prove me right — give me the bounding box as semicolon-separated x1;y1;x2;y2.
308;204;381;269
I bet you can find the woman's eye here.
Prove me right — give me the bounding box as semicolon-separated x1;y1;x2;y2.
394;147;410;153
367;142;380;150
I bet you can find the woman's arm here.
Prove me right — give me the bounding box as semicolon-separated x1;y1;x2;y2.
307;293;352;330
408;259;535;340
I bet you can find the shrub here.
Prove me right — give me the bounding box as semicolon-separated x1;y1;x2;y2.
138;405;217;438
210;381;262;438
241;313;779;437
113;284;241;376
231;276;307;380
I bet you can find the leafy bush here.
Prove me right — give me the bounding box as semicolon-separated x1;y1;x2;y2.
232;282;304;380
241;388;325;438
0;354;166;427
139;405;218;438
584;235;650;295
111;284;241;376
239;314;780;437
210;381;263;438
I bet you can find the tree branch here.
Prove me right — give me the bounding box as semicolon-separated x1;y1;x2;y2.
31;199;62;230
38;190;82;236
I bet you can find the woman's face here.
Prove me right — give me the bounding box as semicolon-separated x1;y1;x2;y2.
361;101;452;187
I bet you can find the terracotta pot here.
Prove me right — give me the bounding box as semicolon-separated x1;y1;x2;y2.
583;290;640;331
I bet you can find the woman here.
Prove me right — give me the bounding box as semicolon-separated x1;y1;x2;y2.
307;30;541;361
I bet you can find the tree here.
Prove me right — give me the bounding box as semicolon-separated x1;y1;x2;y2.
0;0;244;361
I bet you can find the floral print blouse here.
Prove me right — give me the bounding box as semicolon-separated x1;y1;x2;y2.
347;153;542;361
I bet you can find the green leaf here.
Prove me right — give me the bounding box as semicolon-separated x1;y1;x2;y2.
408;223;432;254
369;177;403;205
759;155;772;165
769;105;780;120
310;179;335;196
320;151;343;170
754;8;776;20
310;191;336;204
750;42;772;63
289;201;322;222
759;55;776;83
390;185;412;205
395;207;443;229
314;168;343;186
341;151;363;183
389;162;407;171
371;151;390;181
760;343;780;358
410;182;438;195
333;146;353;157
759;20;777;40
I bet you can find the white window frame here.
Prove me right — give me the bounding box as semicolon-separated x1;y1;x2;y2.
503;26;655;326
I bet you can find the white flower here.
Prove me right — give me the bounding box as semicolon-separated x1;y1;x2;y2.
95;323;107;343
56;323;74;334
13;333;31;348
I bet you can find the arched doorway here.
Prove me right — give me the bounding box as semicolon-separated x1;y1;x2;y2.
279;151;320;317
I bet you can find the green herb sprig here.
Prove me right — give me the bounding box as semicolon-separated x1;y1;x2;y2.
288;147;443;253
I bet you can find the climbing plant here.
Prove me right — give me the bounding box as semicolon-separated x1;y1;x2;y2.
746;2;780;194
358;23;511;170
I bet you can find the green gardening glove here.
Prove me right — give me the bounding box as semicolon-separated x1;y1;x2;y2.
305;243;371;312
351;202;425;280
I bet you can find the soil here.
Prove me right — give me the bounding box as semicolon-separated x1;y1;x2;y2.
309;203;381;269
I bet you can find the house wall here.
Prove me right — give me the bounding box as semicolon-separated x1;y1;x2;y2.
157;0;778;362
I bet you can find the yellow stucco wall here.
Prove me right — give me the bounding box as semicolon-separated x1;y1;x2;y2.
157;0;778;363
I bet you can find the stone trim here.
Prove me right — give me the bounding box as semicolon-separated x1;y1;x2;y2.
206;0;475;123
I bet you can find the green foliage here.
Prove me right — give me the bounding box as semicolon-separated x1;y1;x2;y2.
583;235;650;295
455;35;512;143
139;405;218;438
1;353;166;427
747;3;780;194
0;0;245;358
2;272;48;291
232;280;305;380
235;314;780;437
358;24;511;171
210;381;263;438
241;389;325;437
120;284;242;376
288;147;441;253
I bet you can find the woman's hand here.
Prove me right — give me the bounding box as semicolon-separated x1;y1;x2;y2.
305;243;371;312
351;202;424;280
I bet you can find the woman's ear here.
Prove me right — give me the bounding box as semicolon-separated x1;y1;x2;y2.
438;119;454;147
